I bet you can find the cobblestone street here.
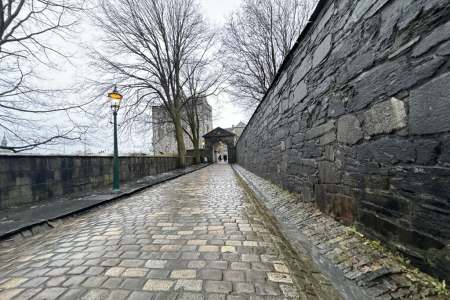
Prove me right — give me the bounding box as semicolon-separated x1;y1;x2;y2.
0;164;338;300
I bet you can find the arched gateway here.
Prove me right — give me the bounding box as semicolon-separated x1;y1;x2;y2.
203;127;236;163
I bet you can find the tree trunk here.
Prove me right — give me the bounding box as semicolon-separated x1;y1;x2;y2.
192;135;201;164
173;113;186;168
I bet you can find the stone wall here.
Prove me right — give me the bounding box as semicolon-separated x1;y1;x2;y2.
0;155;192;209
236;0;450;281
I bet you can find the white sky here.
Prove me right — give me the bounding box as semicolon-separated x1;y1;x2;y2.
24;0;252;155
200;0;241;25
198;0;252;130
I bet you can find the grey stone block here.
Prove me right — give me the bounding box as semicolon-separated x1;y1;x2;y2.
274;74;287;97
337;115;363;145
413;21;450;57
303;141;321;158
327;96;346;118
414;140;439;165
292;55;312;84
292;81;308;104
312;35;332;68
348;56;445;112
363;97;407;136
320;131;336;145
437;40;450;56
439;135;450;163
388;37;420;59
356;137;415;164
316;3;335;34
318;161;341;184
350;0;377;23
305;120;335;140
410;72;450;134
204;281;232;294
365;0;391;19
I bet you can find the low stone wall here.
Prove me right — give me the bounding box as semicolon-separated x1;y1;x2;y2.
0;155;192;208
186;149;209;163
236;0;450;280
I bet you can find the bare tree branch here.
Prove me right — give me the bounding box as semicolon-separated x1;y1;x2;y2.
0;0;87;153
221;0;316;109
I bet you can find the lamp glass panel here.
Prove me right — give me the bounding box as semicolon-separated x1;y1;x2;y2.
111;98;121;108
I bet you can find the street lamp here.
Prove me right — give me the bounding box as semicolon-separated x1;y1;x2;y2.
108;86;123;192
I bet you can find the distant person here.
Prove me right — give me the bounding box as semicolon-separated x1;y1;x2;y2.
218;155;222;161
224;155;228;162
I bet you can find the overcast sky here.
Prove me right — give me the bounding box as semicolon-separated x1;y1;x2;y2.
19;0;253;155
198;0;252;129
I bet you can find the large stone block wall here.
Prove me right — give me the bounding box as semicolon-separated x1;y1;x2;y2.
236;0;450;280
0;155;191;209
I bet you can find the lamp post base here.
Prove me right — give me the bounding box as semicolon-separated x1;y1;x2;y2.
112;188;121;194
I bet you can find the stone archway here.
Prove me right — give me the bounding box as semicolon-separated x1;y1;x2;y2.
212;141;228;162
203;127;236;163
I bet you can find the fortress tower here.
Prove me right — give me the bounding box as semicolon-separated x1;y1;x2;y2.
152;98;213;155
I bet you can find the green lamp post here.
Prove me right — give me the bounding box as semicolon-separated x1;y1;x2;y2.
108;86;123;192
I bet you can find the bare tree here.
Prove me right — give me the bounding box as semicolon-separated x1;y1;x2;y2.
221;0;316;109
0;0;87;153
92;0;215;167
181;58;221;163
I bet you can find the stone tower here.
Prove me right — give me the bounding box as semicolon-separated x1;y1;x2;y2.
152;98;213;155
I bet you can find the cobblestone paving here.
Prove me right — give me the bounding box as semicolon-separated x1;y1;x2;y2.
0;164;338;299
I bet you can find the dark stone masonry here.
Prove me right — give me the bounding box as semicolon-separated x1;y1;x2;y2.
0;155;192;209
236;0;450;281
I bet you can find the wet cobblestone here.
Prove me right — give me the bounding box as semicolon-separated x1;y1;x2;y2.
0;164;339;299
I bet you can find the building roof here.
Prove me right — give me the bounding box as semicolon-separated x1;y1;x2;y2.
203;127;235;138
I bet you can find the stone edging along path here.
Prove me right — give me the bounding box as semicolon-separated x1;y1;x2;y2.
232;164;447;300
0;163;210;242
